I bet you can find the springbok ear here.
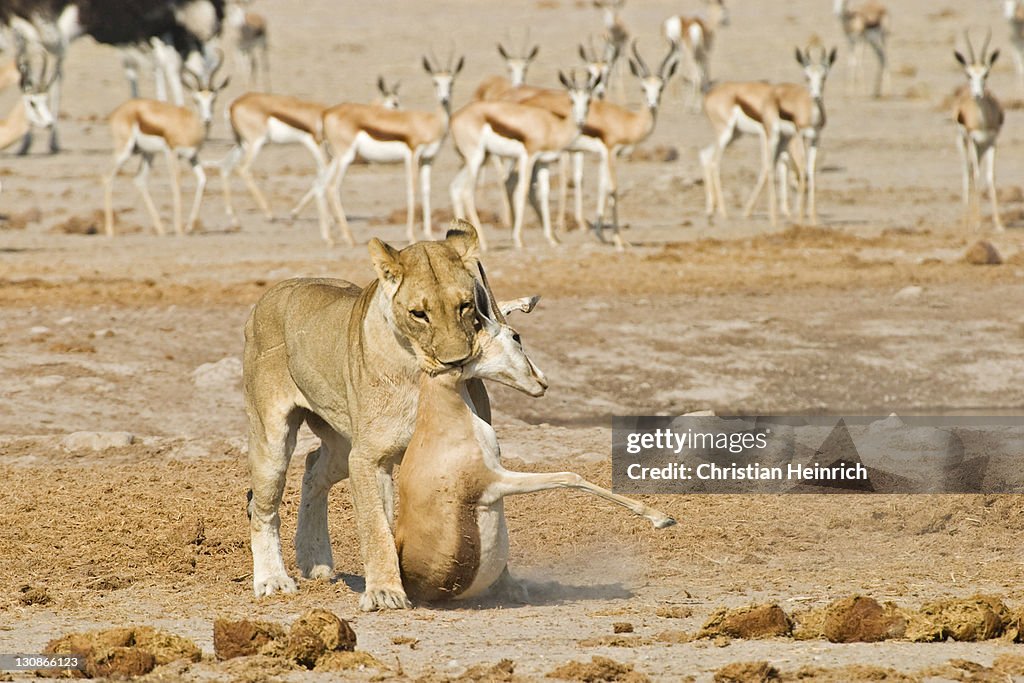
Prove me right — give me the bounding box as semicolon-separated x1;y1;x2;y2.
367;238;404;287
990;49;1001;67
445;219;481;266
377;75;386;93
954;50;968;67
558;70;572;89
528;45;540;61
628;58;640;77
217;75;231;91
579;44;588;61
421;56;433;74
795;47;808;67
454;56;465;75
498;295;541;316
497;43;509;60
827;47;838;67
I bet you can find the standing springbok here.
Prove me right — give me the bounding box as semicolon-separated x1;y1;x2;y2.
226;0;269;92
449;70;595;251
522;42;678;250
701;46;836;227
221;78;400;228
663;0;730;112
834;0;890;98
396;285;674;604
301;52;464;246
953;31;1004;232
1002;1;1024;92
103;57;230;236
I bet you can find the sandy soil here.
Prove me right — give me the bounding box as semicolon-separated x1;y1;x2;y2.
2;0;1024;681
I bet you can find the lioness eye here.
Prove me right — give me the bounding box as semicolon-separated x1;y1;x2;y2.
410;309;428;321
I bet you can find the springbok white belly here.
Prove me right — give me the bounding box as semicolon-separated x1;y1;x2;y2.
481;125;527;160
354;131;410;163
135;129;170;154
266;117;314;145
457;501;510;600
734;107;766;137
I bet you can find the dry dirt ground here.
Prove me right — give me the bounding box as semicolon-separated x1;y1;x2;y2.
2;0;1024;681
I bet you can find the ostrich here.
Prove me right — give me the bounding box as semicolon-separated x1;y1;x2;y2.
0;0;225;154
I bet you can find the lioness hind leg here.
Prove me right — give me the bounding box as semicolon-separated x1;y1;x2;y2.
296;415;351;581
248;407;305;597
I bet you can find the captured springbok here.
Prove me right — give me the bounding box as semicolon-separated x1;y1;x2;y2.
103;57;230;236
299;51;463;246
396;284;674;604
522;42;678;250
701;46;835;227
221;77;400;228
472;41;540;102
953;31;1005;232
449;70;595;250
226;0;270;92
1002;1;1024;92
663;0;730;111
834;0;890;97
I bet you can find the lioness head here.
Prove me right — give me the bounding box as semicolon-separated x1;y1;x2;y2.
368;221;483;374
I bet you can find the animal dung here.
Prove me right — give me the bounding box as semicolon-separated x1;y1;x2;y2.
214;610;357;669
794;596;907;642
699;604;793;639
213;619;288;660
963;240;1003;265
45;626;201;677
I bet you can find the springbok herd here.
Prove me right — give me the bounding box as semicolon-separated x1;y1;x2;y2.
0;0;1021;248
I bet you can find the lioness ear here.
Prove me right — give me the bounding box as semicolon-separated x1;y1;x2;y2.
367;238;403;288
499;295;540;316
445;219;481;266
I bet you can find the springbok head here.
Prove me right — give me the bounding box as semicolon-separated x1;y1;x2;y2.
579;35;618;100
376;76;401;110
13;39;56;129
182;48;231;129
465;262;547;397
955;30;1000;99
497;37;539;87
422;48;465;113
795;44;838;100
557;69;596;129
628;41;679;110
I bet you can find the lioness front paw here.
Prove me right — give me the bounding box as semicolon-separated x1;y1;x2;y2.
359;587;411;611
253;573;298;597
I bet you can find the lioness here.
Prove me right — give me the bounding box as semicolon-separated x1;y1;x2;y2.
244;222;498;610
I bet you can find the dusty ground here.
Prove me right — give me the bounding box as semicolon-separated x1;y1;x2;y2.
2;0;1024;680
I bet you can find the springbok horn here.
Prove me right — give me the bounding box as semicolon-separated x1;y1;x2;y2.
631;40;649;77
981;28;992;61
965;31;976;64
209;47;225;86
